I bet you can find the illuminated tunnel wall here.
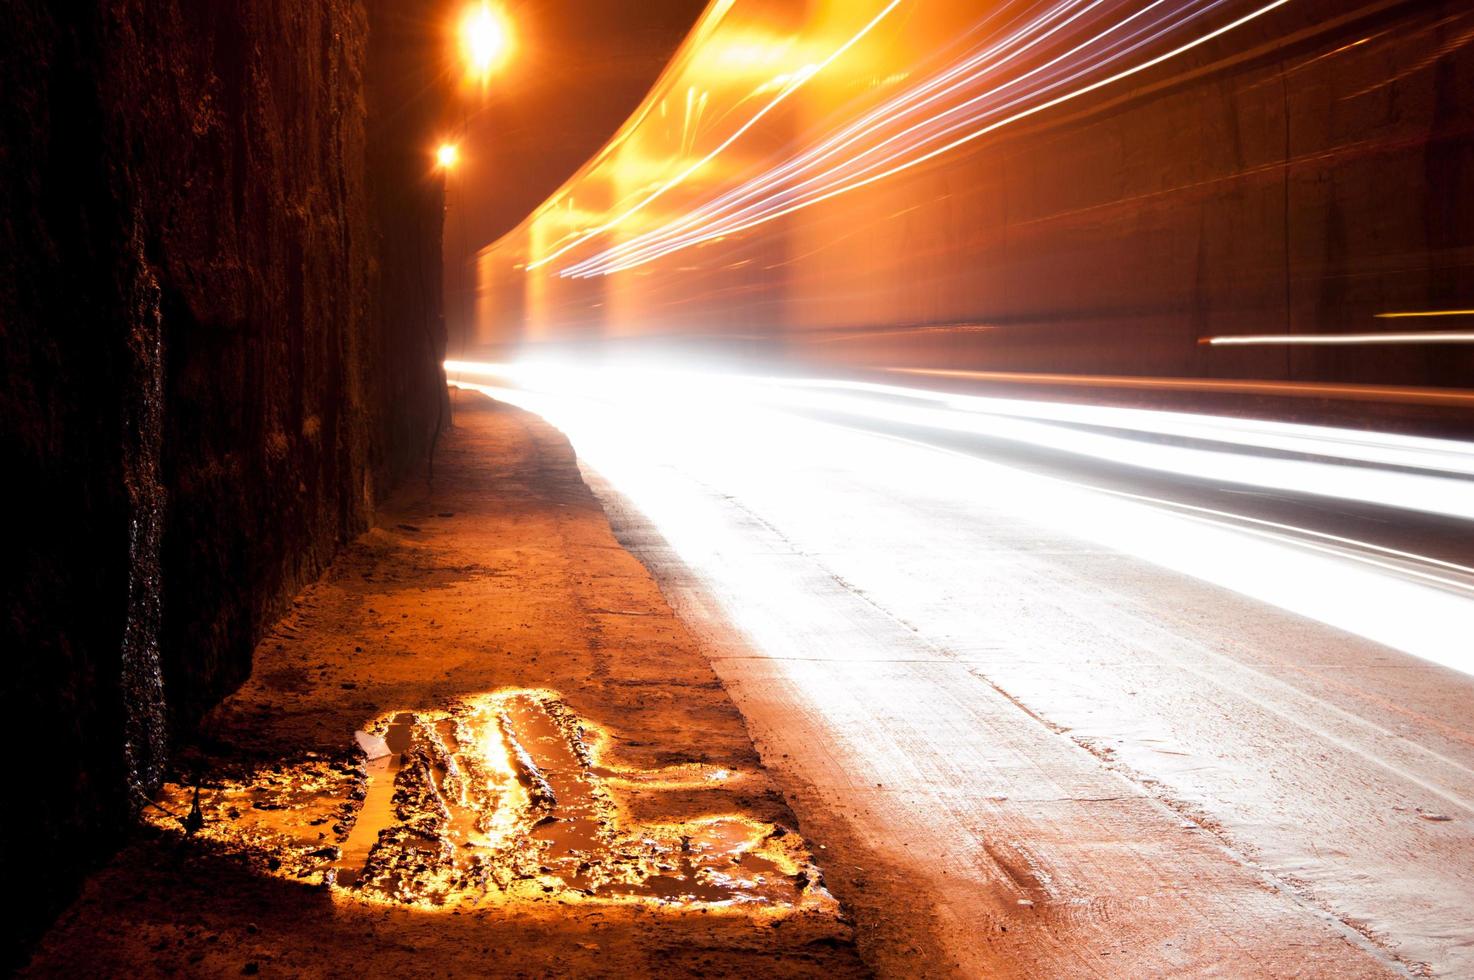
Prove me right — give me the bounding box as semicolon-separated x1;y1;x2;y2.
469;0;1474;393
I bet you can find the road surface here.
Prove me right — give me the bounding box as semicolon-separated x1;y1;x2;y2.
451;363;1474;977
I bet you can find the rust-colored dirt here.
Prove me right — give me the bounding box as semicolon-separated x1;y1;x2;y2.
25;397;864;978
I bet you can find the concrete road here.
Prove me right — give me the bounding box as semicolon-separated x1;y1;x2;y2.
452;366;1474;977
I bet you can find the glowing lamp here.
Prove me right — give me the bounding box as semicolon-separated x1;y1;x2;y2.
459;1;513;82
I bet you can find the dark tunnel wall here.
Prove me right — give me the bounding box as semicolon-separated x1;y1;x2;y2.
470;0;1474;424
0;0;447;958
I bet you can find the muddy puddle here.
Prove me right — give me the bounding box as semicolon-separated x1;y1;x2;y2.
333;712;415;888
145;690;833;915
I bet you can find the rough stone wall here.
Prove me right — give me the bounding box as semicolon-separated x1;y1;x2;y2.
1;0;446;960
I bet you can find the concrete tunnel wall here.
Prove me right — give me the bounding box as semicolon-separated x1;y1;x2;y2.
468;0;1474;402
0;0;448;958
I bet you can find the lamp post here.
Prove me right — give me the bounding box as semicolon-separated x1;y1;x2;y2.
439;1;515;395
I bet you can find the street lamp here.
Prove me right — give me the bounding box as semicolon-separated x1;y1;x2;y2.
440;1;513;383
458;1;513;86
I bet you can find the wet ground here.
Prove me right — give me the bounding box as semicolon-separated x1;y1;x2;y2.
24;397;862;978
144;689;827;912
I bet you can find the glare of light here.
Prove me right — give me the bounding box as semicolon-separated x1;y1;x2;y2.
435;142;460;169
444;359;1474;483
1203;331;1474;345
444;359;1474;675
459;1;513;82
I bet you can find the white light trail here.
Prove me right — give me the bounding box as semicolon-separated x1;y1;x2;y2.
1204;331;1474;345
446;359;1474;675
777;376;1474;478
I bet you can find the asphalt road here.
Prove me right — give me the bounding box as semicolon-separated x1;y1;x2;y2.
453;366;1474;977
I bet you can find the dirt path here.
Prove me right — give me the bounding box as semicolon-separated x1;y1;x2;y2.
25;398;864;978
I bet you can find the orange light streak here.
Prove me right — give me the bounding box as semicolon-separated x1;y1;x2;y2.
888;367;1474;407
523;0;904;272
1375;309;1474;319
561;0;1296;278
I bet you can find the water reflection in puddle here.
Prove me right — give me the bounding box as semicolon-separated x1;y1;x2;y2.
334;713;415;888
327;690;830;912
143;690;832;914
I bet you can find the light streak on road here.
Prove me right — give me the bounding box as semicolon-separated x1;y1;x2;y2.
767;376;1474;479
445;359;1474;676
1203;331;1474;345
753;387;1474;521
556;0;1294;278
